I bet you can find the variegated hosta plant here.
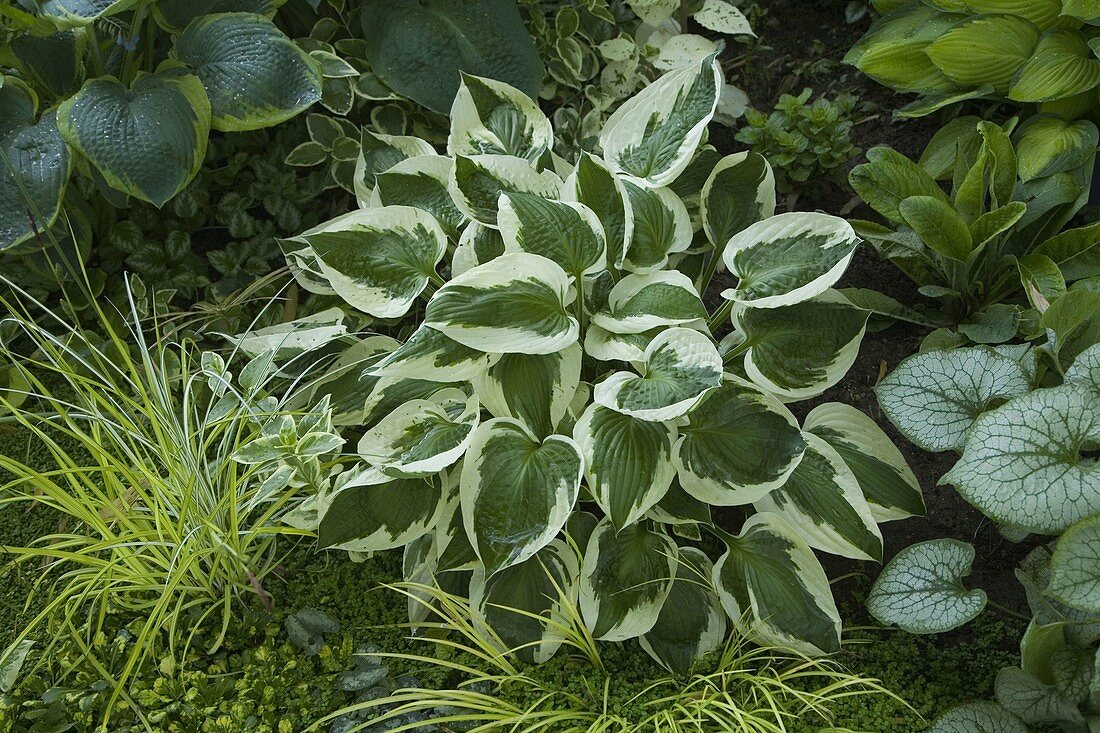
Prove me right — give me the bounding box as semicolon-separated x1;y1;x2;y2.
266;57;924;671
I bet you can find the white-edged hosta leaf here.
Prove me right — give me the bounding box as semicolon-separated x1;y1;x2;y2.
452;221;506;277
737;293;870;400
804;403;925;522
594;327;722;421
621;180;692;273
172;13;322;131
674;378;806;505
580;520;678;642
448;73;552;162
584;326;659;363
943;384;1100;535
713;512;842;655
222;307;347;360
573;403;677;528
700;151;776;250
498;192;606;277
721;212;859;308
600;55;721;187
755;434;883;561
930;703;1029;733
647;479;713;527
286;335;401;425
563;152;633;269
995;667;1086;726
925;15;1038;94
590;270;707;335
424;252;578;354
355;129;435;204
639;547;727;674
363;377;461;430
876;346;1031;452
460;418;582;575
373;155;467;239
318;469;443;552
1009;30;1100;103
1050;513;1100;616
449;154;562;227
370;325;497;382
472;344;582;438
867;539;987;633
358;389;479;477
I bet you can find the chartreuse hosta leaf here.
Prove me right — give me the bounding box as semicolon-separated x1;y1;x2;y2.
721;212;860;307
0;77;71;251
425;252;578;355
713;513;842;655
318;468;442;553
472;344;582;438
600;55;721;187
58;72;210;207
1009;30;1100;103
448;73;552;162
755;435;883;561
1050;513;1100;616
498;193;606;277
590;270;707;335
930;702;1029;733
594;327;722;421
943;384;1100;535
372;156;467;240
371;326;497;383
876;346;1032;452
580;520;677;642
470;539;578;664
460;419;582;575
639;547;726;674
173;13;321;130
842;4;961;95
700;151;776;252
867;539;987;634
621;180;692;273
1015;116;1099;183
925;15;1037;94
358;389;480;478
563;153;633;270
804;403;925;522
355;129;435;205
674;379;805;506
449;154;562;227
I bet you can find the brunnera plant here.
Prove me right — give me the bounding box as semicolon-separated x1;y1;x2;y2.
250;57;926;671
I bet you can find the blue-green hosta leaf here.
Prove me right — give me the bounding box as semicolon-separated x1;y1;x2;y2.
449;154;563;227
470;539;578;664
925;15;1038;94
460;418;582;575
843;4;962;95
621;180;692;273
755;434;883;561
590;270;707;335
371;326;497;383
943;384;1100;535
318;469;443;552
0;78;70;251
713;512;842;655
154;0;277;31
594;327;722;422
35;0;136;23
58;72;210;207
700;151;776;250
10;31;84;98
1016;116;1099;183
876;346;1032;452
448;73;552;162
639;547;727;674
173;13;322;131
600;55;720;187
354;129;435;205
995;667;1086;726
721;213;860;308
358;389;479;478
674;378;806;506
737;293;870;400
425;252;578;355
472;344;581;438
498;193;606;277
573;403;677;529
804;403;924;522
563;153;633;270
373;155;467;240
580;520;678;642
930;703;1029;733
867;539;987;634
452;222;506;277
1009;30;1100;103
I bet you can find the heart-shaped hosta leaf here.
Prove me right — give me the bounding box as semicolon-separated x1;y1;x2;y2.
674;379;805;505
930;703;1029;733
58;72;210;206
867;539;987;634
1015;116;1099;182
36;0;136;23
756;434;883;561
355;130;435;204
563;153;633;269
580;520;678;642
1050;513;1100;616
498;192;606;277
621;180;692;273
943;385;1100;535
154;0;277;31
600;55;720;187
358;389;479;477
594;327;722;421
373;156;467;240
448;73;552;162
372;326;497;383
289;206;446;319
995;667;1086;726
10;31;84;98
1010;30;1100;103
925;15;1038;94
721;212;859;307
804;403;925;522
573;404;677;528
318;470;443;552
449;154;563;227
472;344;581;438
0;78;70;251
700;151;776;249
737;294;870;400
173;13;322;131
639;547;726;674
876;346;1032;452
590;271;707;335
470;540;578;664
460;419;582;575
425;252;578;355
713;513;842;655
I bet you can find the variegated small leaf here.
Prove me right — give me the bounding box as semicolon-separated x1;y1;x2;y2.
358;389;479;477
449;154;562;227
498;192;606;277
590;270;707;335
1050;513;1100;615
449;73;552;162
222;307;348;361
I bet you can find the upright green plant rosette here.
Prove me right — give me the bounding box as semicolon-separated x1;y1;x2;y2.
266;57;925;671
